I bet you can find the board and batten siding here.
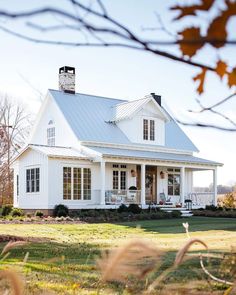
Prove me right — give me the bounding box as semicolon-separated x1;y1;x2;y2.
30;93;78;147
47;158;100;209
117;100;165;146
14;149;49;209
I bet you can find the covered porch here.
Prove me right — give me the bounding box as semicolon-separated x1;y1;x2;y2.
98;160;218;209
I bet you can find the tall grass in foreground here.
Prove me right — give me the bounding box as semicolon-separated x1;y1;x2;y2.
0;223;235;294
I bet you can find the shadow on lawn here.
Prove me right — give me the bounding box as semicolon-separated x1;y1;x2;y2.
117;216;236;234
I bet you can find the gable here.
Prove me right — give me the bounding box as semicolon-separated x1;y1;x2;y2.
29;92;78;147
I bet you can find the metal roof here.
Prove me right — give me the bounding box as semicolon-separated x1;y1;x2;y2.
30;145;87;158
86;146;221;166
50;89;198;152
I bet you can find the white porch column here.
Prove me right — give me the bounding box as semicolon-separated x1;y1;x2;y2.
213;168;217;206
180;167;185;206
141;163;146;206
100;160;106;205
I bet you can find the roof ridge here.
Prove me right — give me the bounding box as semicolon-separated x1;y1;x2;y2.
112;96;148;108
48;89;127;102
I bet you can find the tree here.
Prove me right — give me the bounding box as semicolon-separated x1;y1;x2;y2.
0;95;31;205
0;0;235;130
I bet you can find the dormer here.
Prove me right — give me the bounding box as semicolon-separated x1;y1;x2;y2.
108;93;169;146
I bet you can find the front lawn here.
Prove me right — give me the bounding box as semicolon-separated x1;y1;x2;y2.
0;217;235;294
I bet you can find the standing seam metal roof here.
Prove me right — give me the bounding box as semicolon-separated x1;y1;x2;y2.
50;89;198;152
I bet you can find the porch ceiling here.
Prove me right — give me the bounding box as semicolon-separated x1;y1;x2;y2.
86;146;222;167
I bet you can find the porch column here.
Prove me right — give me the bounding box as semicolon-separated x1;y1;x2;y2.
180;167;185;206
100;160;106;205
213;168;217;206
141;163;146;206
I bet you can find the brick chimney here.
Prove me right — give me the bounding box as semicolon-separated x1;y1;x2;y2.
59;66;75;94
150;93;161;106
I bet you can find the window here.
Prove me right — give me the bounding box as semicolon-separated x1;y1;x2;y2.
47;127;55;146
63;167;91;200
26;168;40;193
112;165;127;190
63;167;71;199
83;168;91;200
113;170;119;190
16;175;19;196
143;119;148;140
73;168;81;200
143;119;155;141
150;120;155;141
168;173;180;196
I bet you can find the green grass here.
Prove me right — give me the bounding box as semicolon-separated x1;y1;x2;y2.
0;217;235;294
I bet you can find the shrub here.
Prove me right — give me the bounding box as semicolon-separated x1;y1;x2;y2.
11;208;24;217
117;204;128;213
222;193;236;209
35;210;44;218
205;205;218;211
2;205;13;216
53;204;69;217
171;210;182;218
127;204;142;214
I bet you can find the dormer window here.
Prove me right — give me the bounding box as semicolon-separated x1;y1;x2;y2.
143;119;155;141
47;127;55;146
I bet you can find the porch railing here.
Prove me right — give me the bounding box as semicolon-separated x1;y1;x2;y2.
105;190;141;205
186;192;214;208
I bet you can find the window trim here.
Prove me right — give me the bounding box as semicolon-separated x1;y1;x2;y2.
167;170;180;196
26;167;40;194
63;166;91;201
112;165;127;190
47;127;55;146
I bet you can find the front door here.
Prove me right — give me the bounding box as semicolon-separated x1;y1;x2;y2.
145;166;157;204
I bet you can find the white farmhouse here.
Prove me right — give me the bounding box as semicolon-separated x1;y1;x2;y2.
12;66;222;214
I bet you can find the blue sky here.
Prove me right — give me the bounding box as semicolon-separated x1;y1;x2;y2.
0;0;235;186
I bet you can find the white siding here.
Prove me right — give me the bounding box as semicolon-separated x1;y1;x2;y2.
30;94;78;147
117;100;165;146
48;158;99;209
17;149;48;209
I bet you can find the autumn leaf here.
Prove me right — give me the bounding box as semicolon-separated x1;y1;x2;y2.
171;0;215;20
193;68;207;94
207;2;236;48
178;27;204;58
228;68;236;88
215;60;228;80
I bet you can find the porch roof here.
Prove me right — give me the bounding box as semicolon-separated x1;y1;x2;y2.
87;146;222;166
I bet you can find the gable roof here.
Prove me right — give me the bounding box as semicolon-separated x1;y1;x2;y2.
108;96;169;123
13;144;88;161
49;89;198;152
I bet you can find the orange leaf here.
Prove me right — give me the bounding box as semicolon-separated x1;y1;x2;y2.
178;27;203;58
215;60;228;79
207;2;236;48
171;0;215;20
193;68;207;94
228;68;236;88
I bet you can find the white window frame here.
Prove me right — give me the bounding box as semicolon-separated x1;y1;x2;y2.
26;167;40;193
143;118;155;141
112;164;127;191
167;169;181;196
47;127;55;146
63;166;91;201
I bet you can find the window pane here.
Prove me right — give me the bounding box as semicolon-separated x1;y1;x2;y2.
150;120;155;141
174;175;180;185
168;174;173;185
83;168;91;200
120;171;126;190
174;185;180;196
113;170;119;190
63;167;71;199
73;168;81;200
47;127;55;146
143;119;148;140
168;186;173;195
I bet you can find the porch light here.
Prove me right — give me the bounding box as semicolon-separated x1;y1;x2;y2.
160;171;165;179
131;169;136;177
